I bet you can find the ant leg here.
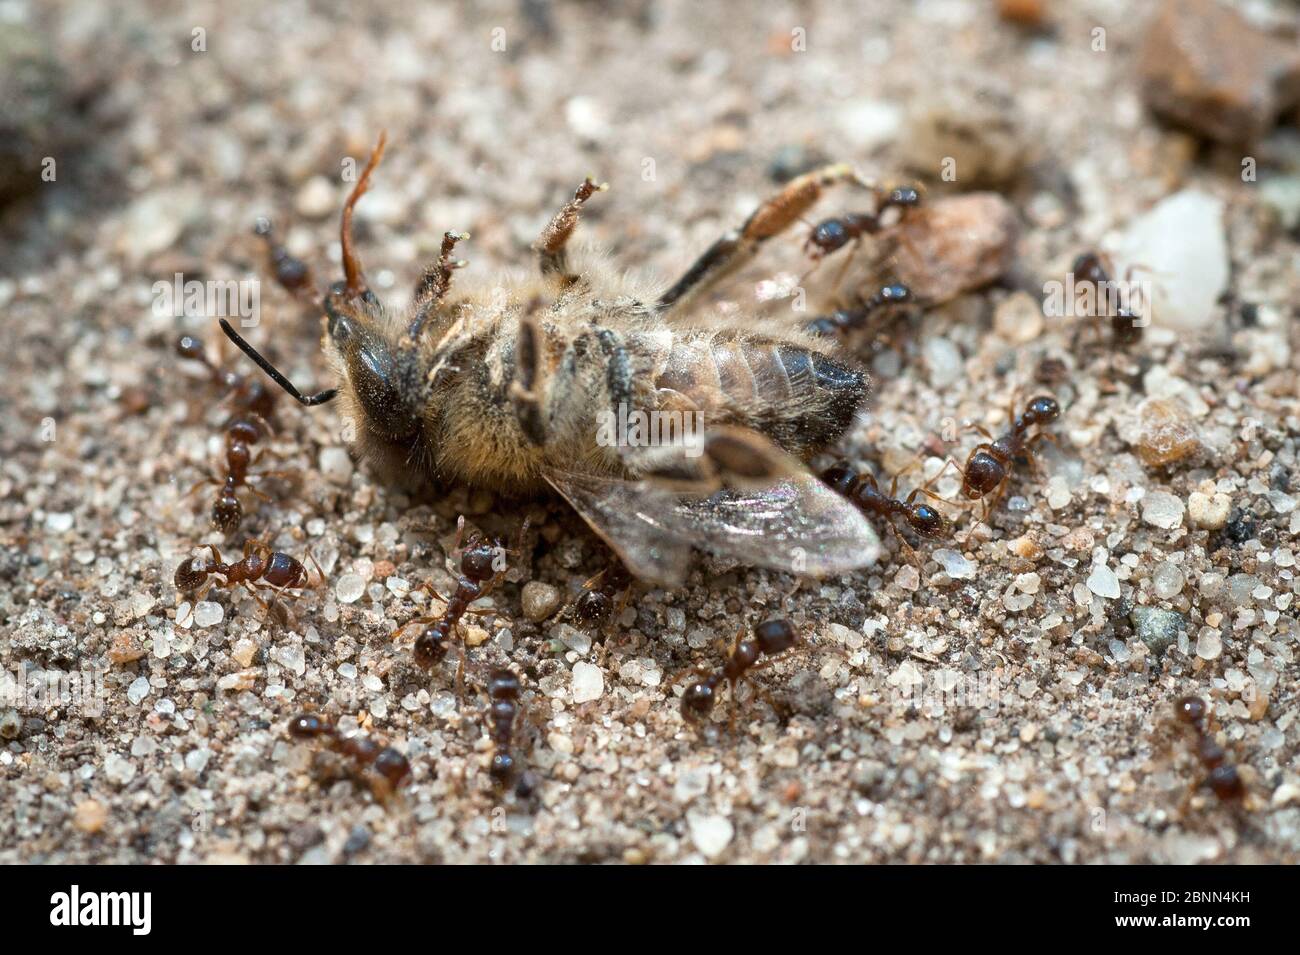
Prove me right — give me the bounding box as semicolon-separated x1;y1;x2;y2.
533;177;608;285
185;476;218;498
657;164;869;314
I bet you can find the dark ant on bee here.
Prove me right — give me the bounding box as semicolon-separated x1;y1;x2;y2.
395;517;526;683
1070;251;1145;348
951;394;1061;519
173;538;324;623
482;667;537;798
805;282;913;338
821;460;951;563
287;712;411;802
176;335;291;533
675;618;803;729
1173;695;1246;807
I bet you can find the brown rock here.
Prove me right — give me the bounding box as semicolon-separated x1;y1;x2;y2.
1134;398;1200;467
73;799;108;834
888;194;1019;303
1139;0;1300;144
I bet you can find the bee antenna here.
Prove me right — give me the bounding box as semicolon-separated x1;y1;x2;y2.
218;320;338;407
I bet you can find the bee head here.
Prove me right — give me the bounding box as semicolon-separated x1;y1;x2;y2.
324;283;425;442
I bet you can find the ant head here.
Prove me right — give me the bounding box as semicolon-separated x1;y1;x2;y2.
1026;395;1060;424
1175;695;1206;725
174;556;209;593
754;618;797;655
489;751;516;786
288;713;331;739
324;283;426;443
962;450;1004;497
908;502;948;539
808;217;850;255
681;679;717;723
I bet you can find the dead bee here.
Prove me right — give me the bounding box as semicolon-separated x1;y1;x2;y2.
220;133;888;585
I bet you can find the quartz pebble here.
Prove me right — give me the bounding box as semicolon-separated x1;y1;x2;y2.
1195;629;1223;661
933;549;976;580
520;581;562;622
319;446;353;486
1188;489;1230;529
1151;562;1185;598
571;661;604;703
192;601;224;628
1141;490;1185;530
687;811;735;860
73;799;108;834
1086;563;1121;599
335;573;366;604
1133;398;1199;467
126;676;150;705
993;291;1044;344
1112;191;1228;332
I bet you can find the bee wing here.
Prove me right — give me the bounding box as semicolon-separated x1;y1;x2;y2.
545;467;881;587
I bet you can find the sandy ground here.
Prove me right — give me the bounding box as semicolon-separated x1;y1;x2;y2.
1;0;1298;864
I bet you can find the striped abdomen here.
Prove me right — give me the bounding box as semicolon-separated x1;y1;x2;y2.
653;333;867;455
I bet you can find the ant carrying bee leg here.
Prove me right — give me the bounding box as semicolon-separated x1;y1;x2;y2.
656;164;870;314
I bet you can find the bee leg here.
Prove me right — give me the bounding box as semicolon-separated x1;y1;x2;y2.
533;176;608;285
407;231;470;341
509;313;548;445
656;164;867;314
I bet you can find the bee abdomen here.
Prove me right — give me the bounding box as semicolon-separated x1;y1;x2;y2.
656;337;867;454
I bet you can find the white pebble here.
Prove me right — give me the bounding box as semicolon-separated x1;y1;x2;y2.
192;601;224;627
1141;490;1185;530
687;811;734;860
126;676;150;705
933;549;976;579
1086;563;1121;599
571;661;604;703
335;573;366;604
923;337;964;389
1196;630;1223;661
295;175;336;219
45;511;74;533
319;447;353;486
1046;476;1071;510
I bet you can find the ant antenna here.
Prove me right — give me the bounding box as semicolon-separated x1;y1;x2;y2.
218;319;338;407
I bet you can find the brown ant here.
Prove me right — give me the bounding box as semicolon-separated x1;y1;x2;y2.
253;217;315;300
952;394;1061;519
805;282;912;337
396;517;525;682
288;713;411;802
174;538;323;623
1173;695;1246;807
176;335;289;532
573;559;632;631
482;667;537;797
821;460;951;562
1071;251;1145;347
675;618;802;728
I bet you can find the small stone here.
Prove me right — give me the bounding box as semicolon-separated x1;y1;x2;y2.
1112;190;1229;332
231;638;257;668
1138;0;1300;145
933;549;976;580
0;710;21;739
126;676;150;705
1086;563;1121;599
1046;476;1071;510
1133;398;1200;467
1195;629;1223;661
319;446;353;486
521;581;562;622
192;601;224;627
103;753;136;786
901;82;1025;186
45;511;74;533
894;564;920;591
1152;562;1185;598
571;661;604;703
922;337;963;389
295;175;335;219
73;799;108;834
274;643;306;676
890;194;1019;304
1131;606;1184;656
687;811;735;860
463;625;489;648
1008;535;1042;560
335;573;365;604
993;291;1044;344
185;748;212;773
1188;490;1231;529
1142;490;1186;530
107;632;147;664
